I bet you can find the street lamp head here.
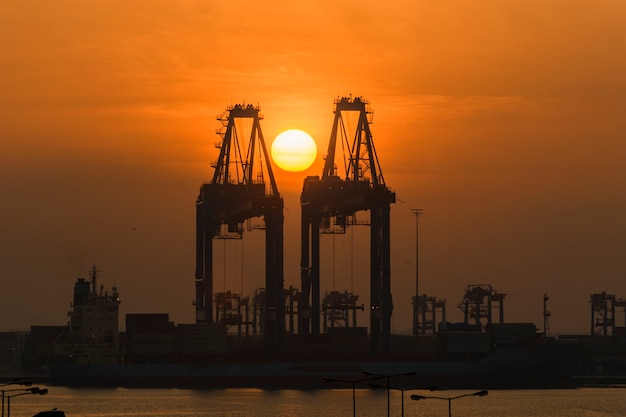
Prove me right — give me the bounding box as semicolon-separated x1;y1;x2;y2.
411;390;487;401
0;379;32;387
473;390;488;397
10;387;49;396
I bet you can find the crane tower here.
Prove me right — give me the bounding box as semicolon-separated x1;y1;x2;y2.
195;103;285;353
300;96;396;352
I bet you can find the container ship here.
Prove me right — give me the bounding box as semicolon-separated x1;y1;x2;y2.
35;268;593;390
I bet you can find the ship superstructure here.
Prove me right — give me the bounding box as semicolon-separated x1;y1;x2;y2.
65;265;121;364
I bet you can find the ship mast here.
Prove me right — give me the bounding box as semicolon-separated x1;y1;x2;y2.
89;264;98;295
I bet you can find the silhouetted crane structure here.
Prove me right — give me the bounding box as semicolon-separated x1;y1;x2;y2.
590;291;626;336
285;285;301;334
300;96;396;352
413;294;447;335
195;103;284;353
322;290;364;331
214;291;253;337
543;293;551;338
252;288;266;335
458;284;506;330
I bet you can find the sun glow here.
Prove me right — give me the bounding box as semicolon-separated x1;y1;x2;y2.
271;129;317;172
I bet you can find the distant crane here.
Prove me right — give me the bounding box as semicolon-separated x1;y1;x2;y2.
195;103;285;353
543;293;551;338
299;96;396;352
457;284;506;330
589;291;626;336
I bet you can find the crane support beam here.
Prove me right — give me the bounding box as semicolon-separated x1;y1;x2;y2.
195;104;284;354
300;96;395;352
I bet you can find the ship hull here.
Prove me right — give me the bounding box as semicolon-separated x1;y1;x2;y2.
48;344;582;389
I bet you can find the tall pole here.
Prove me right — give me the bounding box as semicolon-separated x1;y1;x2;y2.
322;377;377;417
363;371;416;417
411;209;423;336
543;293;547;336
386;376;390;417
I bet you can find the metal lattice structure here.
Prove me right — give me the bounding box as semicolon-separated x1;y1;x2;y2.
322;290;364;331
214;291;253;337
413;294;447;335
590;291;626;336
195;103;284;353
457;284;506;331
300;96;396;352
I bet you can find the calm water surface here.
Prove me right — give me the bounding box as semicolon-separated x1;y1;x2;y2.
7;386;626;417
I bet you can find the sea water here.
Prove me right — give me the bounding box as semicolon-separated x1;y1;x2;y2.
6;386;626;417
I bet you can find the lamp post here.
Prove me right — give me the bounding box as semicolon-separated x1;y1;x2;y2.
369;384;437;417
0;379;33;417
361;371;416;417
1;382;33;417
411;208;422;336
411;390;488;417
321;376;382;417
3;387;48;417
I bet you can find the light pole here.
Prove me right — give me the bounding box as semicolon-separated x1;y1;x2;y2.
1;381;33;417
362;371;416;417
322;376;380;417
3;387;48;417
411;208;423;336
411;390;488;417
369;384;437;417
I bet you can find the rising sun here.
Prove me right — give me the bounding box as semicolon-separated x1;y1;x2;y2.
271;129;317;172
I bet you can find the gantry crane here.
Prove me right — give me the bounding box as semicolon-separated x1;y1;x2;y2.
457;284;506;330
590;291;626;336
299;96;396;352
413;293;447;335
322;290;364;331
195;103;284;353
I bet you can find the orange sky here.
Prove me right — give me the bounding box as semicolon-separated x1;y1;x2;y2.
1;0;626;335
